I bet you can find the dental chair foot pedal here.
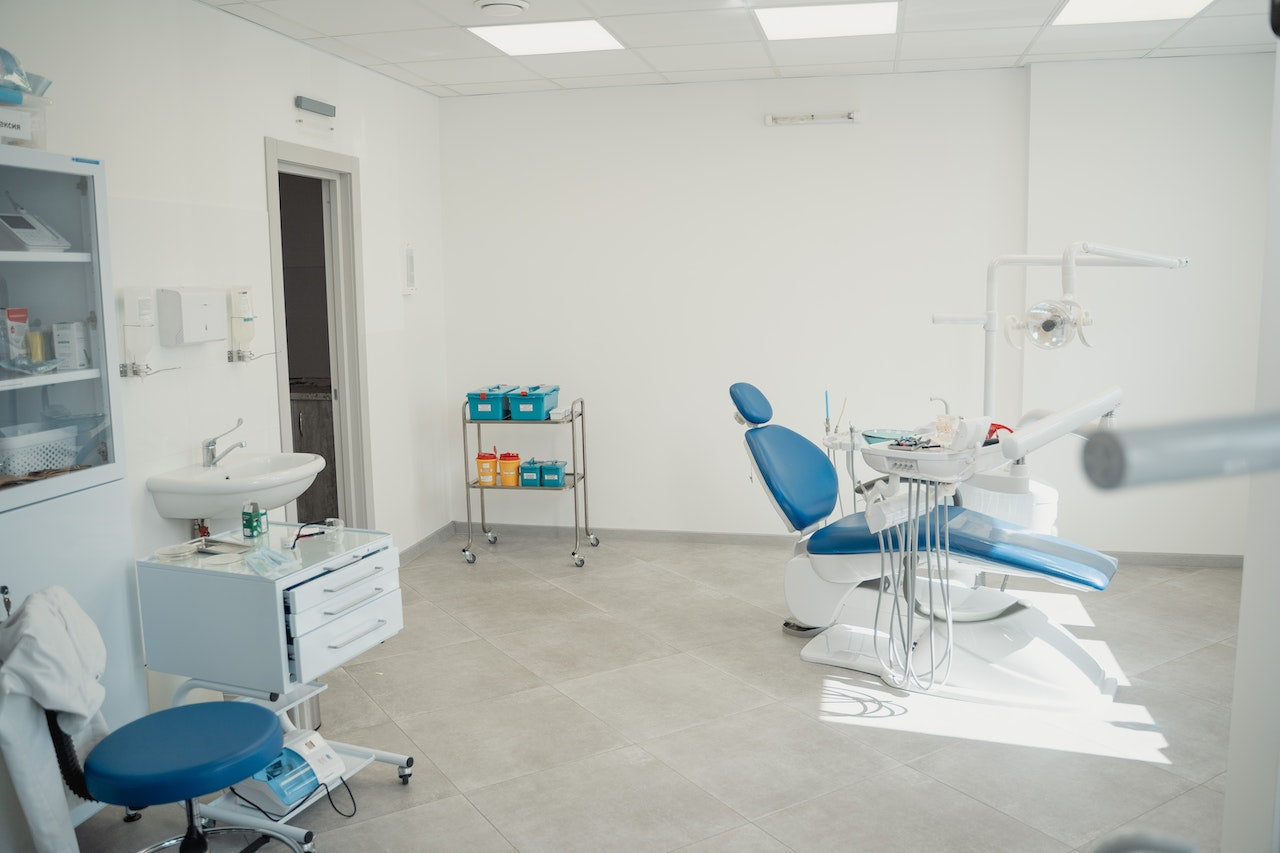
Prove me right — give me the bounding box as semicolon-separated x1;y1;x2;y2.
782;620;824;637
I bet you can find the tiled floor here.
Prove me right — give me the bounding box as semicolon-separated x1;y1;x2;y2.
78;529;1238;852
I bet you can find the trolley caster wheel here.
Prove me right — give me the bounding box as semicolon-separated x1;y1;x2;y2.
487;532;498;545
589;535;599;547
572;553;585;568
463;550;476;564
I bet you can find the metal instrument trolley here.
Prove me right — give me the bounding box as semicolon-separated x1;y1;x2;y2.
461;397;598;566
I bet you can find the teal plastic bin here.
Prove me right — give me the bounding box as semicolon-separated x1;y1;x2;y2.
540;459;567;488
519;459;542;487
467;384;517;420
509;385;560;421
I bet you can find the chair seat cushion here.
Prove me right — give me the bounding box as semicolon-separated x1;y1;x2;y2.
85;701;282;807
807;506;1116;591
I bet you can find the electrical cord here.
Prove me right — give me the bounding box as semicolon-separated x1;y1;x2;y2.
229;776;357;820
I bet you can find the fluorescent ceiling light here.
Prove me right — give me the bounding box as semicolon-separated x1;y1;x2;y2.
468;20;622;55
1054;0;1213;26
755;2;898;41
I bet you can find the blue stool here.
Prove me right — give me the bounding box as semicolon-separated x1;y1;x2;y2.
83;701;303;852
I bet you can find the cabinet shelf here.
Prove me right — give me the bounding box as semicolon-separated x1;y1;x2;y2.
0;250;92;264
0;367;100;392
467;471;582;491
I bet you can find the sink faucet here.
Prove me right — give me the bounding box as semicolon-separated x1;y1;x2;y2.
202;418;246;467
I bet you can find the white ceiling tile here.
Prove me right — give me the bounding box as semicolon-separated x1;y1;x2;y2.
1022;50;1152;63
663;67;778;82
518;49;654;76
416;0;596;27
767;33;897;65
221;3;324;39
776;60;895;76
421;85;461;97
554;72;668;87
1163;14;1274;47
897;55;1019;71
400;55;545;84
902;0;1062;32
257;0;449;36
338;28;499;62
636;41;772;71
303;37;385;65
602;10;761;48
1201;0;1267;15
900;27;1039;59
1150;43;1277;56
370;63;436;85
449;79;564;95
584;0;745;13
1030;20;1184;53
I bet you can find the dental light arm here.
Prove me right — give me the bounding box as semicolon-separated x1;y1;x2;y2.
1083;411;1280;489
1000;386;1123;461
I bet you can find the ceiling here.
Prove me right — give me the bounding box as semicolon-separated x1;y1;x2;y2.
198;0;1276;97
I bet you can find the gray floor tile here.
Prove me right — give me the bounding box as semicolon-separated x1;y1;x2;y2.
343;639;544;720
314;794;517;852
467;746;743;853
432;581;607;638
756;765;1070;852
1091;784;1224;853
555;653;774;741
1131;641;1237;708
674;823;794;852
397;685;629;792
690;625;848;702
352;598;477;664
1108;683;1232;784
487;610;680;683
910;739;1195;848
315;666;393;733
642;703;900;819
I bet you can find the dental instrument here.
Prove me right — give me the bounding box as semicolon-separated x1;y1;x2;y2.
732;381;1121;706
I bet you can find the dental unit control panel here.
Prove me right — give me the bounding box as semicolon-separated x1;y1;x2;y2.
234;729;346;813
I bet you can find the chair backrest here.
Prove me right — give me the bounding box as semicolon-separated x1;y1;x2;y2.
730;383;839;534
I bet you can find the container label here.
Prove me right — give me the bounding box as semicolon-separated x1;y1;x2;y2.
0;107;32;141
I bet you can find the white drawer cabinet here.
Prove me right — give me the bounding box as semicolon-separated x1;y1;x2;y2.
137;525;401;696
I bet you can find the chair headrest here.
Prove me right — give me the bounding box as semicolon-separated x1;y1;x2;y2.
729;383;773;425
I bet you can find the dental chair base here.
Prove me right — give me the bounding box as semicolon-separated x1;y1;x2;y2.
797;581;1118;709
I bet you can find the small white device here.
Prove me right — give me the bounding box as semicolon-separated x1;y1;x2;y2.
0;193;70;252
232;728;345;813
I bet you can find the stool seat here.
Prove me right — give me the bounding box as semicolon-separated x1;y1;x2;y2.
85;702;282;807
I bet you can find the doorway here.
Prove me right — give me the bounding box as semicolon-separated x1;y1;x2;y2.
265;139;374;529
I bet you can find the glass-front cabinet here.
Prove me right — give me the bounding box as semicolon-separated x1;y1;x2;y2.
0;146;124;513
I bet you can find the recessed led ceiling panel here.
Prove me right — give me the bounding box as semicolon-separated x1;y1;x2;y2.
468;19;623;55
755;3;899;41
1054;0;1214;26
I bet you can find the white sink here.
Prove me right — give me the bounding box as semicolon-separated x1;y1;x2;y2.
146;452;326;520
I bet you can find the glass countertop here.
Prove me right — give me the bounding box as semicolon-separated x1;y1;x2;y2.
140;523;391;582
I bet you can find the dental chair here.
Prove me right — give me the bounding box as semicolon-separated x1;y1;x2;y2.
730;382;1120;706
0;586;303;853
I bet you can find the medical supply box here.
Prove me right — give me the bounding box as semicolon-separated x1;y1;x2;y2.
539;459;567;488
508;385;560;421
519;459;542;487
467;384;518;420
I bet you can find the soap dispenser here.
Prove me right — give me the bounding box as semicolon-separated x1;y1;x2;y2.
228;288;255;362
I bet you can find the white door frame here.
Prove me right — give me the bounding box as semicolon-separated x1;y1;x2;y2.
264;139;374;530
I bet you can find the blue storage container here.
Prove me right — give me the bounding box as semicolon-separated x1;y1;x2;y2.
540;459;567;488
519;459;542;487
508;385;560;421
467;384;517;420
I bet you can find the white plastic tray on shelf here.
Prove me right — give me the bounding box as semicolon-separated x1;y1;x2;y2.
0;422;77;475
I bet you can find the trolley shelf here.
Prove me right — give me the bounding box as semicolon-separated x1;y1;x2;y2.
461;397;597;567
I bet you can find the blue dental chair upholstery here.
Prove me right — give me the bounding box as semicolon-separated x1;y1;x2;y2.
730;382;1117;596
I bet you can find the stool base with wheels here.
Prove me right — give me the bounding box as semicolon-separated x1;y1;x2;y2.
82;701;304;853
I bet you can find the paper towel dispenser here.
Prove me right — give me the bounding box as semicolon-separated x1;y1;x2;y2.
157;287;228;346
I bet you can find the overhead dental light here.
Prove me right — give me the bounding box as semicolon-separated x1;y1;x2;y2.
1004;298;1093;350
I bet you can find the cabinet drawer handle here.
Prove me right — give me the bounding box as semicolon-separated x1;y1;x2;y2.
323;565;384;593
328;619;388;649
323;588;384;617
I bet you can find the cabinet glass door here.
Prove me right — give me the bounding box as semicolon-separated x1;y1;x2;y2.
0;147;124;513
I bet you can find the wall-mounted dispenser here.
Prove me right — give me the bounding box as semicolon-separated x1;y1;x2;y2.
119;288;155;377
228;288;255;362
156;287;227;346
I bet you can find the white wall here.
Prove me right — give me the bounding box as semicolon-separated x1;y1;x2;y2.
442;71;1029;536
441;57;1272;553
1024;55;1272;553
6;0;452;563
